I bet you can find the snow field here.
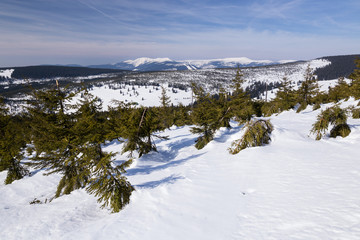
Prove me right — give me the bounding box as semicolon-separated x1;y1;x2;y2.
0;69;14;79
1;99;360;239
85;84;192;109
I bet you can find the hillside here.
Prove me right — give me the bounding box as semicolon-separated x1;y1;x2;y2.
0;59;323;109
1;98;360;239
1;54;360;239
314;54;360;80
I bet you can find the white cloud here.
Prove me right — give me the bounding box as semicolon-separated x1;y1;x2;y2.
249;0;303;19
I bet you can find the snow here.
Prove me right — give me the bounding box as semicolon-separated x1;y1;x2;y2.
278;60;298;64
1;97;360;239
124;57;173;67
309;59;331;69
81;84;192;110
0;69;14;78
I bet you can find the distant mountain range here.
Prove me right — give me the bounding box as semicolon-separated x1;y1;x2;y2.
88;57;297;72
2;55;359;82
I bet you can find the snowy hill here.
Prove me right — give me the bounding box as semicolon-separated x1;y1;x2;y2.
0;59;331;112
89;57;295;71
1;98;360;239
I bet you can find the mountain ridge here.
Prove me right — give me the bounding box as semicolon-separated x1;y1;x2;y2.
88;57;297;72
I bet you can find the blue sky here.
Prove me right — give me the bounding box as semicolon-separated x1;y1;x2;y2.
1;0;359;67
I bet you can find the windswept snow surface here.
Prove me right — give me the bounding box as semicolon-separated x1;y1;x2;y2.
1;99;360;239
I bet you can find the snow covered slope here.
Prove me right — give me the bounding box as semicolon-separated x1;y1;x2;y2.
84;59;330;106
0;69;14;78
77;84;193;110
1;99;360;240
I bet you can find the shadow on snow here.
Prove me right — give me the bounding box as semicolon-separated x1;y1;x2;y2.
126;153;204;176
135;174;185;189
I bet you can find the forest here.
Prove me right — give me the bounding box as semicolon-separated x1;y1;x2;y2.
314;54;360;80
0;65;126;80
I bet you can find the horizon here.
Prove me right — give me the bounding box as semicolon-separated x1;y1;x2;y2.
1;0;359;67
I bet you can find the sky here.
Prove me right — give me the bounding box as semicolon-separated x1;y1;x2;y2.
0;0;359;67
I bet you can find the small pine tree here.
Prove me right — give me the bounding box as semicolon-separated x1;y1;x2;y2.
74;91;134;212
229;68;254;123
274;75;296;111
160;86;171;108
121;107;167;157
86;155;134;213
349;58;360;99
229;119;273;154
328;77;351;102
261;101;279;117
310;105;350;140
158;86;172;129
231;67;245;94
297;64;320;109
214;87;232;129
190;83;219;149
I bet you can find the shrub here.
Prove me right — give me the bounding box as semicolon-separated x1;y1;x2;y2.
352;108;360;119
310;105;350;140
229;119;273;154
312;102;321;111
330;124;351;138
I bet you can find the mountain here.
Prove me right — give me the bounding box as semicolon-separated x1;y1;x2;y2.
89;57;297;72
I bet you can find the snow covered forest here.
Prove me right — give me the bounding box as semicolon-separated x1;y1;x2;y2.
1;56;360;239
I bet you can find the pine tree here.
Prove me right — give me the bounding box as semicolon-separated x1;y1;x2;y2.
297;64;320;111
229;119;273;154
229;68;254;123
73;91;134;212
121;106;167;157
158;86;172;129
274;75;296;111
173;103;192;127
310;105;350;140
29;87;134;212
160;86;171;108
214;87;232;129
328;77;350;102
27;85;87;197
0;98;29;184
190;83;219;149
86;152;134;213
349;58;360;99
106;101;136;141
